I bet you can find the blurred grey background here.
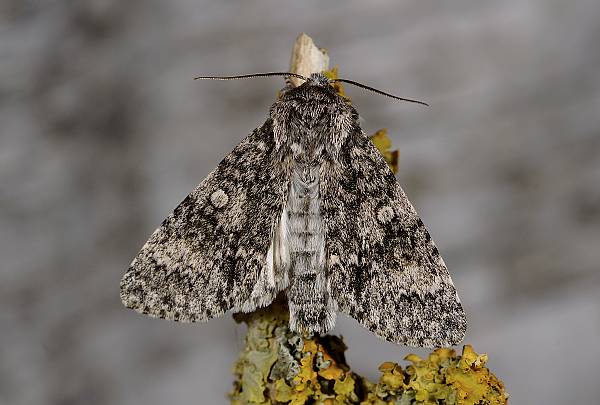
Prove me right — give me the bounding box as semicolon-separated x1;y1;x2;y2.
2;1;600;404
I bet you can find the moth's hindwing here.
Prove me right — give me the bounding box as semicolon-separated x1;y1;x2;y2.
321;130;467;347
120;120;287;322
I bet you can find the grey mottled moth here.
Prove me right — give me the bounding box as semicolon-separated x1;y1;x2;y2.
120;72;467;347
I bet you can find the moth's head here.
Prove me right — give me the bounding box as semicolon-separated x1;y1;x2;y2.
302;72;332;88
278;73;342;104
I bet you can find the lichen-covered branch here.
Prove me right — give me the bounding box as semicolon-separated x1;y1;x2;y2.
231;305;507;405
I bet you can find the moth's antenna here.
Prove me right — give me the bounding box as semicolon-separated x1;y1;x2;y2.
333;78;429;106
194;72;308;82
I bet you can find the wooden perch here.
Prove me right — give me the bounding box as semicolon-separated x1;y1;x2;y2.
288;33;330;86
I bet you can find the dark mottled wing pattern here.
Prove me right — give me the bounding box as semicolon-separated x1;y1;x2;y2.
321;130;467;347
120;120;287;322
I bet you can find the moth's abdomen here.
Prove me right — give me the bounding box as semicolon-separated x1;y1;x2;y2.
287;166;323;270
285;164;336;334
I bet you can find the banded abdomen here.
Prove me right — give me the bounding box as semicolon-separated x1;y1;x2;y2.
284;163;336;334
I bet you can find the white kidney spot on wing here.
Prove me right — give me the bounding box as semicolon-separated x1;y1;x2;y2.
377;206;394;224
210;189;229;208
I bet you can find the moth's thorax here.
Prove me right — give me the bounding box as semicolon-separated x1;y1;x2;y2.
271;78;359;162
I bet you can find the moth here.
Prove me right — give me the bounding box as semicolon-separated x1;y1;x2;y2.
120;72;467;347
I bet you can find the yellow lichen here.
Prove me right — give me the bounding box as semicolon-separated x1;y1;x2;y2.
369;128;400;175
378;362;405;392
273;379;294;402
370;346;508;405
334;374;355;397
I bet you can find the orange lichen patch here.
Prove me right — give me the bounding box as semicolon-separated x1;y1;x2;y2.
317;348;345;380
